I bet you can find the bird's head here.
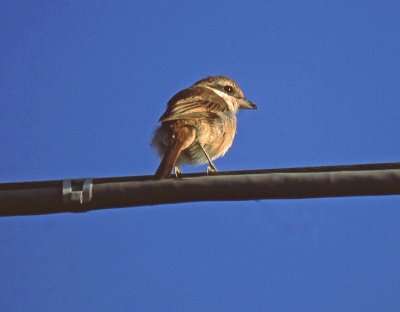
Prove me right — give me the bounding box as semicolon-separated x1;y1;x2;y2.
193;76;257;111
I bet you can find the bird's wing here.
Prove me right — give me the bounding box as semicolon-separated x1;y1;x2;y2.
159;86;229;122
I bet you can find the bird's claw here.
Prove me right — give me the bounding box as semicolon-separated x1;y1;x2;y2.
174;166;182;178
206;165;218;175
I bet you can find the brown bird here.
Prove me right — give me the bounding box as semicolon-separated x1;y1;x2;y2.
152;76;257;179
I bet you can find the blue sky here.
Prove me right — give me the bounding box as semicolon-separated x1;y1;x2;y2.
1;1;400;311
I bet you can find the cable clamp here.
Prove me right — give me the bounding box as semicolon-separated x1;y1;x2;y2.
62;178;93;204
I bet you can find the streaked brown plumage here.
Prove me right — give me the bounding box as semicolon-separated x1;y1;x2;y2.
152;76;257;179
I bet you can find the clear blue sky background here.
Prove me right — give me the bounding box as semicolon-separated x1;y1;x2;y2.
1;1;400;311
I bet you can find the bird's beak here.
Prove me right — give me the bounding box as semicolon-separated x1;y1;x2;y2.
238;98;257;109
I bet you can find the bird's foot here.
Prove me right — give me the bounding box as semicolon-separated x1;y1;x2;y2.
206;164;218;175
174;166;182;178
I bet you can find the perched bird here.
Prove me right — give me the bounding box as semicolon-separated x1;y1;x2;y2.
152;75;257;179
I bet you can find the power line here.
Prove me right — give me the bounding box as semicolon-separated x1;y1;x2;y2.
1;162;400;217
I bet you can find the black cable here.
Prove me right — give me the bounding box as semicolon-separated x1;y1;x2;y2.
1;162;400;217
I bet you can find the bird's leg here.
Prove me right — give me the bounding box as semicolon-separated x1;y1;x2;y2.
174;166;182;178
199;144;218;174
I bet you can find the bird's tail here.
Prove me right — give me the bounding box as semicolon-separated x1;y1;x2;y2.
154;126;196;179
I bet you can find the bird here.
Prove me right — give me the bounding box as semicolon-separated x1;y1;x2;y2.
151;75;257;179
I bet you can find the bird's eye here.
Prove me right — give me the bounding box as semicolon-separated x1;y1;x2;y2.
224;85;234;93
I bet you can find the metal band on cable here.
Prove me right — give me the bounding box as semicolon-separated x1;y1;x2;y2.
62;178;93;204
